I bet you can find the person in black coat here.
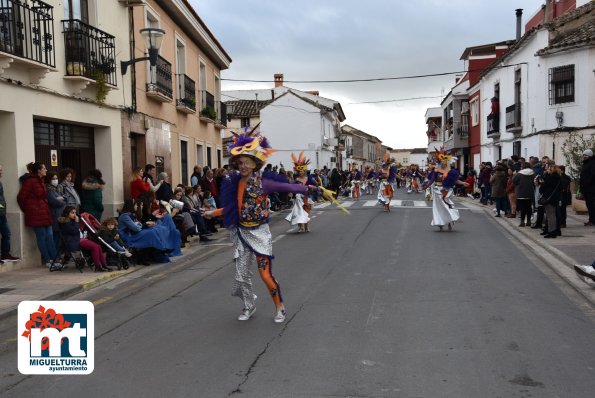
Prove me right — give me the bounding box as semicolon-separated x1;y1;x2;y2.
579;149;595;226
539;161;562;238
558;165;572;228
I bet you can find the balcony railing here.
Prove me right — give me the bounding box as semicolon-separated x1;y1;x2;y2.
62;19;116;86
487;113;500;137
147;55;172;99
200;90;216;119
176;73;196;111
457;124;469;137
218;101;228;127
0;0;55;67
505;103;522;131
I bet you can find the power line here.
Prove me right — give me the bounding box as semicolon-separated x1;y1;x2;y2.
347;95;444;105
221;63;527;84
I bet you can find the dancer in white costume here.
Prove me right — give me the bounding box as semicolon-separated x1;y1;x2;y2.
423;148;469;231
286;152;312;233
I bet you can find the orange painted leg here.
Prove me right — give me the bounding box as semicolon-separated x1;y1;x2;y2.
256;256;283;309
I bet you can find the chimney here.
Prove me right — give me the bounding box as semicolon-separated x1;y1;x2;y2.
544;0;551;23
274;73;284;88
515;9;523;40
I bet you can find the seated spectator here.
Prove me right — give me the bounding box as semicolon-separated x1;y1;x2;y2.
171;188;211;241
118;199;182;263
99;218;132;257
58;206;109;272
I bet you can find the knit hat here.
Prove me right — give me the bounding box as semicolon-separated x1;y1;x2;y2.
583;149;593;157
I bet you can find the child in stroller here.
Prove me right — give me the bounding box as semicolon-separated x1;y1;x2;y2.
81;213;130;270
58;206;110;272
99;218;133;258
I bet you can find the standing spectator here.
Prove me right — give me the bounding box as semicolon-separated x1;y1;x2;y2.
0;164;20;262
17;162;61;268
540;161;562;238
531;157;545;229
505;167;517;218
559;165;572;228
57;168;81;212
513;162;535;227
45;171;67;255
330;168;342;198
580;149;595;226
214;168;227;207
155;172;173;202
490;164;508;217
81;169;105;221
200;169;218;206
143;164;162;193
479;162;493;205
190;165;202;188
130;167;150;200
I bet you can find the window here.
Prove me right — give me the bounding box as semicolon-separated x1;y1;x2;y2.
549;65;574;105
196;144;204;167
64;0;89;23
217;149;222;168
470;99;479;126
180;140;188;185
206;146;212;168
241;118;250;128
513;141;521;157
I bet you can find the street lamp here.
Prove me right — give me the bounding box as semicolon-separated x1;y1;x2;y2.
120;28;165;75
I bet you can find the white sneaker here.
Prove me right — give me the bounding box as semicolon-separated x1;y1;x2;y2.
574;265;595;286
238;307;255;321
123;249;133;258
273;308;286;323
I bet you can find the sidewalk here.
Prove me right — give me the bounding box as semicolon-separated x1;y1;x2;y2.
0;232;225;322
461;196;595;303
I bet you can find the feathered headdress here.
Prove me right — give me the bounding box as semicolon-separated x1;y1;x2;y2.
291;151;310;172
433;146;454;164
228;122;276;169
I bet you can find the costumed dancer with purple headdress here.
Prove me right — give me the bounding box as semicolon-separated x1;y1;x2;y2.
377;155;393;212
422;147;469;231
285;152;311;233
203;126;318;323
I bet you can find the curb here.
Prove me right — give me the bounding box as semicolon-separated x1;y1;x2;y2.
462;197;595;307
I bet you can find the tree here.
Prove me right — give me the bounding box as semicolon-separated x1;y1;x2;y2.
561;131;595;193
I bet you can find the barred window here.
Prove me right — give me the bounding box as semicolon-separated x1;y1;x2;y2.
549;65;574;105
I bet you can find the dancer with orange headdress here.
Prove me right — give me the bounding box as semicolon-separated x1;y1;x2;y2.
377;155;393;211
350;163;362;200
286;151;311;233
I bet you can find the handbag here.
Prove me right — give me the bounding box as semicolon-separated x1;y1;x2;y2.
538;181;560;206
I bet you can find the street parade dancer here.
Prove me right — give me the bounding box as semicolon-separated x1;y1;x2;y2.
350;164;362;200
286;151;311;233
422;147;469;231
203;126;319;323
377;157;394;211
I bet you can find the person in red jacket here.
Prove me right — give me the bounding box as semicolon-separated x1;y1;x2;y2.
130;167;150;200
17;162;62;269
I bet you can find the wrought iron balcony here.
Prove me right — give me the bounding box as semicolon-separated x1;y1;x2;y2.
457;124;469;137
487;113;500;137
199;90;216;120
176;73;196;112
218;101;228;127
505;103;522;132
62;19;116;86
146;55;172;101
0;0;55;68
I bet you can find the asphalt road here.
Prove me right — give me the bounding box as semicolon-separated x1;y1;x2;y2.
2;190;595;398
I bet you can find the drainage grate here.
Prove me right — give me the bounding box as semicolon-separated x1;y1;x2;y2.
0;288;15;294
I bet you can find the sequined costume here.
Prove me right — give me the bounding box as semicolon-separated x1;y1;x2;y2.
215;172;309;313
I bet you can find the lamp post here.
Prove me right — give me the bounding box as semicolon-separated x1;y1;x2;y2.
121;28;165;75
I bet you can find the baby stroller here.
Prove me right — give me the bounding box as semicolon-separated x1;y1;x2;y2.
80;212;130;270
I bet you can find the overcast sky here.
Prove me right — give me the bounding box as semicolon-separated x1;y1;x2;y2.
191;0;546;149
